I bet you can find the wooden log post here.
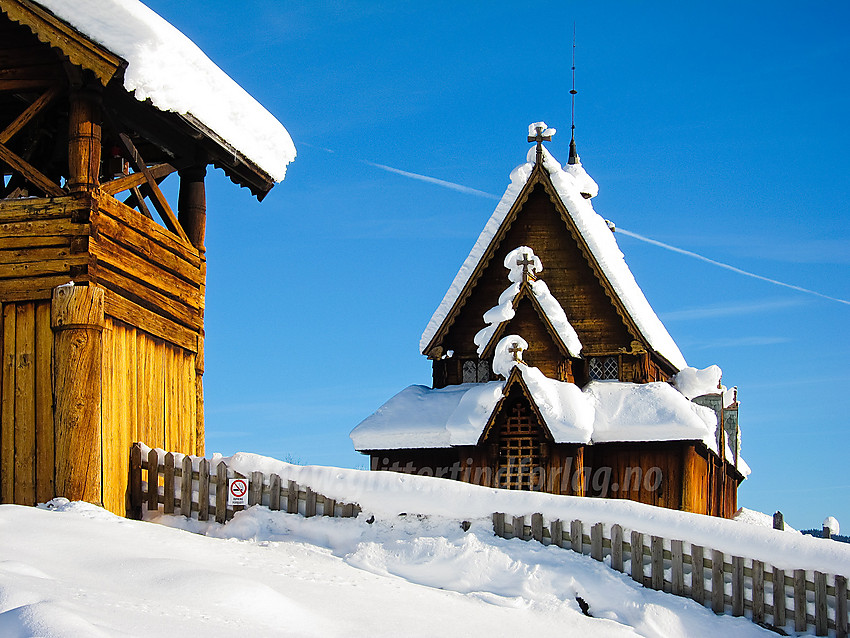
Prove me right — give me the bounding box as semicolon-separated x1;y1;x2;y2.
611;524;624;572
67;87;102;193
52;284;105;504
305;487;317;517
194;335;204;457
692;545;705;605
324;497;336;517
287;480;298;514
178;165;207;251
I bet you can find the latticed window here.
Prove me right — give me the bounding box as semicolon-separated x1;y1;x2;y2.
462;360;491;383
589;356;619;380
496;402;541;491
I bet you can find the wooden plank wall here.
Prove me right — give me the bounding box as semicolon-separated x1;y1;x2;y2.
0;196;90;301
0;299;53;505
102;317;197;515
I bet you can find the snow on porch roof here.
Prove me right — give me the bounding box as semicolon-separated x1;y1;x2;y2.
34;0;296;182
351;371;728;465
419;139;687;371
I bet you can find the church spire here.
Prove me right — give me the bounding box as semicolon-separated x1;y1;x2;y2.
568;23;580;166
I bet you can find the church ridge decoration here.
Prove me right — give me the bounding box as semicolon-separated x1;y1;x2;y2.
353;123;745;518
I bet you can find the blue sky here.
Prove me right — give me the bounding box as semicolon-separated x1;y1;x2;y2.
143;1;849;530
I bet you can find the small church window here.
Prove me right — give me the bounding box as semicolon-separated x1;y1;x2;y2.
589;356;619;380
463;359;491;383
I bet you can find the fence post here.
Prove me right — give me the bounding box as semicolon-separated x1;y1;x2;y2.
814;571;827;636
287;480;298;514
711;550;725;613
793;569;807;632
571;520;583;553
531;513;544;542
269;473;281;511
305;487;317;517
651;536;664;590
836;575;848;638
751;560;765;624
163;453;175;515
324;497;336;517
512;515;524;540
249;471;263;506
611;524;623;572
147;448;159;513
773;567;786;628
129;443;142;520
591;523;604;561
691;545;705;605
492;512;505;538
671;540;684;595
215;462;227;524
550;519;563;548
631;531;644;585
180;455;192;517
198;458;210;521
732;556;744;616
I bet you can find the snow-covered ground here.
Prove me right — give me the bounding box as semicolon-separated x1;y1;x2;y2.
3;452;847;636
2;499;781;638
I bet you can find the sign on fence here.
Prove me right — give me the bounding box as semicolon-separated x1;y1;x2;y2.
227;478;248;506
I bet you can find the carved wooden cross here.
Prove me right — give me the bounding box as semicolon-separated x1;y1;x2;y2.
516;252;536;281
508;341;524;362
527;125;552;164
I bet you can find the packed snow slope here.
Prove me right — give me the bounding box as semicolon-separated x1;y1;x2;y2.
3;499;778;638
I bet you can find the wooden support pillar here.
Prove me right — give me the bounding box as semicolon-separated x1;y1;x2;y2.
178;165;207;251
67;88;102;193
194;333;205;456
52;283;104;503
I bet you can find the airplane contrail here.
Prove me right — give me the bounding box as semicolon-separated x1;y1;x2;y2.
615;227;850;306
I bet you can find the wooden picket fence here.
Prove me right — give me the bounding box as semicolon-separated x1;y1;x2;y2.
493;512;849;637
128;443;361;523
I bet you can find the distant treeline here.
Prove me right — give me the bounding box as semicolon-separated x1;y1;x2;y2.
801;529;850;544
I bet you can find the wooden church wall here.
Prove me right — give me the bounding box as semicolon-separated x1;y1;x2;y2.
440;184;635;378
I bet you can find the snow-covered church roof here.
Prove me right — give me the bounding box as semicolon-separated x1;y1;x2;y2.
351;344;746;473
29;0;296;182
419;125;686;370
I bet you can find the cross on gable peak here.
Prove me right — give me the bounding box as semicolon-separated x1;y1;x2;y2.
516;251;537;282
508;341;524;362
527;122;556;163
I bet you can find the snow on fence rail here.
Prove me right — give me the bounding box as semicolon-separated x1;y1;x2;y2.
129;443;362;524
493;512;849;637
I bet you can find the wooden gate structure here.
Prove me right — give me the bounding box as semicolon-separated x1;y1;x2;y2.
0;0;292;514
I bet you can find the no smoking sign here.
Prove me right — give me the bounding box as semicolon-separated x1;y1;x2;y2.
228;478;248;506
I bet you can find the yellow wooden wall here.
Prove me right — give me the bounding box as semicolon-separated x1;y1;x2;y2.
102;316;197;515
0;300;54;505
